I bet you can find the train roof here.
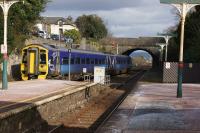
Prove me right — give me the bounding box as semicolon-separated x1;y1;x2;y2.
26;43;129;58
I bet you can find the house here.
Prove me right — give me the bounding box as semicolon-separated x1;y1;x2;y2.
35;17;78;35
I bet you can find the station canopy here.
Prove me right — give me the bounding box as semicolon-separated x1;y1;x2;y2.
160;0;200;4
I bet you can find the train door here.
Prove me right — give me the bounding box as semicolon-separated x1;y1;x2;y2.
49;51;60;76
27;48;39;78
55;51;60;75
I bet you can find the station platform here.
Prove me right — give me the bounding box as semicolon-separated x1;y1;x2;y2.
0;80;89;116
97;83;200;133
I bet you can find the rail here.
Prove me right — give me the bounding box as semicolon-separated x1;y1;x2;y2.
46;70;145;133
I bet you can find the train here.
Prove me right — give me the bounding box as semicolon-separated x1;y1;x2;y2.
21;44;132;80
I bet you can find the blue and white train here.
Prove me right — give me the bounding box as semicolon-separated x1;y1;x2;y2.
21;44;132;80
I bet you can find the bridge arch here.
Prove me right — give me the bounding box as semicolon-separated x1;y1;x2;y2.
122;48;160;68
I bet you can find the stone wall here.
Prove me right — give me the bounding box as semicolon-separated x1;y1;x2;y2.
0;83;107;133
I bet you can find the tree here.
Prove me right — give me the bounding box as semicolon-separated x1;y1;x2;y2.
168;6;200;63
75;15;108;40
64;29;81;44
0;0;49;54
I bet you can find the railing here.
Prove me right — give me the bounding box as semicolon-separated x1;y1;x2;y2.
99;75;110;85
84;75;91;82
84;74;110;86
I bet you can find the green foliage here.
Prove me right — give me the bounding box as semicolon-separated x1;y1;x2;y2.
0;0;49;54
168;6;200;63
64;29;81;44
75;15;108;40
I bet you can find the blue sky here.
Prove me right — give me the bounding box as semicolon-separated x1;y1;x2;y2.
42;0;179;38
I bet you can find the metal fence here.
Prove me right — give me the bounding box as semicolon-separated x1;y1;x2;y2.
163;62;200;83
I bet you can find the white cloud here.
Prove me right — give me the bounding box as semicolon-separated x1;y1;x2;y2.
42;0;179;37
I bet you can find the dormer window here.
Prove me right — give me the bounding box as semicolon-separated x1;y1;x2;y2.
58;20;63;27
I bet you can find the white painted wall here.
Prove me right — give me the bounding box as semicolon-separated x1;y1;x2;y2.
36;23;43;31
51;24;59;34
35;23;78;35
50;24;78;35
63;25;78;31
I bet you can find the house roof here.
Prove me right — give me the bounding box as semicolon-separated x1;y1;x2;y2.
38;17;75;26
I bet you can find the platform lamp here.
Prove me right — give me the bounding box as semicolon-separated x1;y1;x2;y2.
157;33;177;62
160;0;200;98
66;37;73;81
0;0;24;90
156;43;165;63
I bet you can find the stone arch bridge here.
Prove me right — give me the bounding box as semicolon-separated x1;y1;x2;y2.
106;37;165;68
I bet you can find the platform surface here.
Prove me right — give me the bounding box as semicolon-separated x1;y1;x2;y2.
0;80;88;114
97;83;200;133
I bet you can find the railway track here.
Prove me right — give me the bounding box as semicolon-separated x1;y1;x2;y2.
47;70;145;133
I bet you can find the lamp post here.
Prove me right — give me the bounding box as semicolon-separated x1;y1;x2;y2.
0;0;23;90
156;43;165;62
160;0;200;98
157;33;177;62
66;37;73;81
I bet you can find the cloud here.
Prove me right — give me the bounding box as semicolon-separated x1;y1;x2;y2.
45;0;149;11
42;0;178;37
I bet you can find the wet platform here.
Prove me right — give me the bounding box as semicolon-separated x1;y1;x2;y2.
0;80;89;115
97;83;200;133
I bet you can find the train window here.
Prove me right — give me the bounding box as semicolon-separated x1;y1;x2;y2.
102;59;105;64
71;58;74;64
95;59;98;64
81;58;85;64
22;50;27;63
76;57;80;64
86;58;90;64
40;53;46;64
117;59;119;64
62;57;68;64
118;60;120;64
99;59;102;64
91;59;94;64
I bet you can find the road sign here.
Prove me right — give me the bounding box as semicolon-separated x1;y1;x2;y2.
160;0;200;4
1;44;7;54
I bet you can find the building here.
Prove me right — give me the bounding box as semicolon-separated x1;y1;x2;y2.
35;17;78;35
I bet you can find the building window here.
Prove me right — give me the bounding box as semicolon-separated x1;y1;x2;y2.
58;21;63;27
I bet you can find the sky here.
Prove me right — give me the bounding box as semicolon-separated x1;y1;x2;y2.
42;0;179;38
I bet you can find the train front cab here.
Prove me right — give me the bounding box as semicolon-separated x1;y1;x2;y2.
21;45;48;80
